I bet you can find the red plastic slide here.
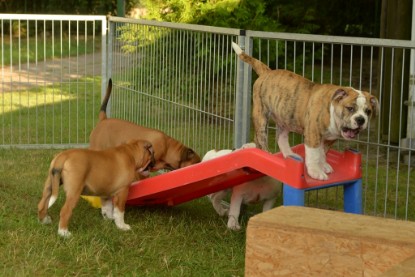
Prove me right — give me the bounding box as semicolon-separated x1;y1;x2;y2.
126;144;361;206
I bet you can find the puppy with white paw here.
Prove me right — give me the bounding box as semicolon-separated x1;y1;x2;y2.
37;140;154;237
203;143;281;230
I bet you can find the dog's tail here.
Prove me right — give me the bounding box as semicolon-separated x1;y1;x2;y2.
231;42;270;76
98;78;113;121
47;154;66;208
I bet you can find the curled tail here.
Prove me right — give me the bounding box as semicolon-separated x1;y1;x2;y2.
98;78;113;121
231;42;270;76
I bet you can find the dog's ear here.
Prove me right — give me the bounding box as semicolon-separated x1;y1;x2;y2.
181;148;201;163
332;89;348;102
144;141;153;154
369;95;379;118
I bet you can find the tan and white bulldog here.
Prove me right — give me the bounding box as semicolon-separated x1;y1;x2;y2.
232;42;379;180
37;140;155;237
89;79;201;172
203;143;281;231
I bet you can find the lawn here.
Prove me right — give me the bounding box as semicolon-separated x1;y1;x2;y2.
0;147;251;276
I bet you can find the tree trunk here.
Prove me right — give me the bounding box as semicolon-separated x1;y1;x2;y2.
379;0;412;144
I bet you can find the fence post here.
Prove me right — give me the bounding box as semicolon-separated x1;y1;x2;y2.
234;31;252;148
106;19;114;118
101;17;108;117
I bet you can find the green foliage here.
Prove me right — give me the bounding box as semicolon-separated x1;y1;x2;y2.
141;0;282;32
139;0;380;37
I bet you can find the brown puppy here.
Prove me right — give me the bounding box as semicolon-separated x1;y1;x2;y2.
37;140;154;237
89;79;201;171
232;42;379;180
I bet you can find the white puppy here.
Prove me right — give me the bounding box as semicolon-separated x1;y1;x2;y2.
203;143;281;230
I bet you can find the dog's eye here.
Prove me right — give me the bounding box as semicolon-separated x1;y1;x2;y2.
346;106;355;112
365;108;372;116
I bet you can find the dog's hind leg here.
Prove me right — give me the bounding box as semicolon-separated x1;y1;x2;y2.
112;187;131;231
252;93;270;152
58;193;81;238
100;197;114;220
37;175;53;224
277;129;302;161
208;190;229;216
262;198;277;212
227;193;243;231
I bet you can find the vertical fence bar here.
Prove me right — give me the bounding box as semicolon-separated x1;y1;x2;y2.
234;31;248;148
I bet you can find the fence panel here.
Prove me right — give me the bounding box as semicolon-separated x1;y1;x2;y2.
0;14;106;148
107;17;241;153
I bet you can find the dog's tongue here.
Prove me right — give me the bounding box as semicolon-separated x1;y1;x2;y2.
344;129;358;139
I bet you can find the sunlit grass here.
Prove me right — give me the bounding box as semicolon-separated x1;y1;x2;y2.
0;88;75;114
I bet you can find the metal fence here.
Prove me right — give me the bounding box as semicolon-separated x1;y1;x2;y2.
1;14;414;220
107;17;414;221
0;14;106;148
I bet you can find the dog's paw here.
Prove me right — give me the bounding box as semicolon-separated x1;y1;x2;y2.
116;223;131;231
227;217;241;231
307;166;328;180
40;215;52;224
58;228;72;238
322;162;334;174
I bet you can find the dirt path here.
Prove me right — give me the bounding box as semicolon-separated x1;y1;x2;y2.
1;53;103;92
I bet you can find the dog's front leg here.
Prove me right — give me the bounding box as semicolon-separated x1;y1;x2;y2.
305;145;329;180
320;146;333;174
112;187;131;231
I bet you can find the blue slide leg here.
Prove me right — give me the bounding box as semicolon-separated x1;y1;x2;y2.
283;184;305;207
343;179;363;214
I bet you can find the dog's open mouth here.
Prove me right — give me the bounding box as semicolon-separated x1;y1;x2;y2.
341;127;361;139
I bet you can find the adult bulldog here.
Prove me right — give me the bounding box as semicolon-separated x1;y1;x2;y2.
89;79;201;172
232;42;379;180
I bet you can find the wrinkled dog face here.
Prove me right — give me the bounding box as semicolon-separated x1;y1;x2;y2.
330;88;378;140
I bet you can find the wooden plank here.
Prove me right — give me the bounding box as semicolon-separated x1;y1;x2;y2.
380;254;415;276
245;206;415;276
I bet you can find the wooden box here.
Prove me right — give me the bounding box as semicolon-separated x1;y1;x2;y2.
245;206;415;276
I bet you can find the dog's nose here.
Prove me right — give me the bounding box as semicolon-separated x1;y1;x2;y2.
355;116;365;126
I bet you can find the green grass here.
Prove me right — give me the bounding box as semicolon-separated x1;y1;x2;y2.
0;147;251;276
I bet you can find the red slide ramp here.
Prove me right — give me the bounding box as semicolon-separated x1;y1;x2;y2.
126;144;362;207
